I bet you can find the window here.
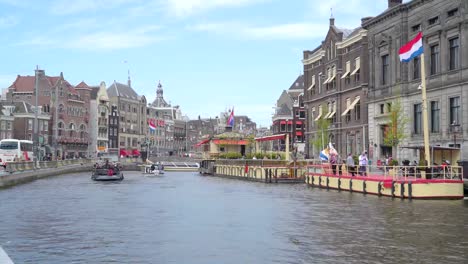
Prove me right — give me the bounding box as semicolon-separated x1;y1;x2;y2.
299;111;305;119
381;55;389;85
412;24;421;32
430;44;440;75
354;101;361;121
414;103;422;134
449;37;459;70
28;119;33;130
430;101;440;133
448;8;458;17
413;57;420;79
428;16;439;25
380;104;385;114
450;97;460;125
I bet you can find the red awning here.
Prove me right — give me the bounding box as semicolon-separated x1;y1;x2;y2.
287;121;292;125
280;121;286;125
296;131;303;136
119;149;128;157
296;121;303;125
195;139;210;147
132;149;141;156
255;134;286;142
213;139;247;145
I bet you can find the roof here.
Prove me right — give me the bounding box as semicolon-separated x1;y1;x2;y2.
76;81;90;89
8;73;79;95
288;74;304;91
277;103;292;116
333;26;354;39
90;87;99;100
107;81;139;100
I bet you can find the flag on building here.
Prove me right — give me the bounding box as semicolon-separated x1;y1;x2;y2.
149;119;156;131
227;107;235;127
399;32;423;62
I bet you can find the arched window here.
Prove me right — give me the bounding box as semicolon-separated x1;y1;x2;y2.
58;104;64;113
80;124;86;139
58;122;64;136
69;123;75;137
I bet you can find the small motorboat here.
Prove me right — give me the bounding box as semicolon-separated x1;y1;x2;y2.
143;162;164;176
92;167;124;181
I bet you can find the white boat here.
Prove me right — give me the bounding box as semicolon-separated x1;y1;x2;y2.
142;163;164;176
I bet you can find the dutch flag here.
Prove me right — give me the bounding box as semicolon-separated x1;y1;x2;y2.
399;32;423;63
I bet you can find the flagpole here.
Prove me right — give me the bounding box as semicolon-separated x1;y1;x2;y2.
420;53;431;167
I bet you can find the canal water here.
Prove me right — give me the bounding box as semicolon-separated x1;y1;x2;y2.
0;172;467;264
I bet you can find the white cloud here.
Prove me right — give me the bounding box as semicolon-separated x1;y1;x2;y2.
17;26;167;51
165;0;265;17
190;22;328;40
50;0;135;15
0;15;18;28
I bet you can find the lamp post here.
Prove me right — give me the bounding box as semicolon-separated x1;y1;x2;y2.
33;66;40;165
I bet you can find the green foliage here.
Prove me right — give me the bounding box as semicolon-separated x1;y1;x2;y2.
219;152;242;159
353;155;359;165
311;113;330;154
390;159;399;166
383;99;408;147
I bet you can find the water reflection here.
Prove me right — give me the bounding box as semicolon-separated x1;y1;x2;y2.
0;172;467;263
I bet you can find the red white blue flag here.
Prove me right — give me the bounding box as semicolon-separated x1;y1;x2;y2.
399;32;423;62
148;119;156;131
227;107;234;127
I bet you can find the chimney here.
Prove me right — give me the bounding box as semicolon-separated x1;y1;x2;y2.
388;0;402;8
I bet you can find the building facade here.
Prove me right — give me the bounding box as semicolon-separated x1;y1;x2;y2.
303;18;369;158
107;80;147;157
363;0;468;164
271;75;305;152
89;81;110;157
7;69;90;159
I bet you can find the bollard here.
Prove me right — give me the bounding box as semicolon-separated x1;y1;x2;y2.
408;182;413;200
363;181;367;194
400;182;405;199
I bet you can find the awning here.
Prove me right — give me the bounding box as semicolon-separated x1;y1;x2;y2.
132;149;140;156
351;57;360;76
323;76;331;84
119;149;128;157
327;110;336;119
255;134;286;142
349;96;361;110
213;139;247;145
322;112;331;119
287;121;292;125
195;139;210;147
296;121;303;125
314;113;322;121
280;121;286;125
296;131;303;136
307;82;315;91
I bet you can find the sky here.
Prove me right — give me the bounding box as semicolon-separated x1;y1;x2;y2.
0;0;395;127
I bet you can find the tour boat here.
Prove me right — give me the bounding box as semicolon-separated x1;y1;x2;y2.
91;167;124;181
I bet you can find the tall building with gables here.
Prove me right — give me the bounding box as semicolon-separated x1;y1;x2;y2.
7;69;90;159
107;79;147;157
303;17;369;158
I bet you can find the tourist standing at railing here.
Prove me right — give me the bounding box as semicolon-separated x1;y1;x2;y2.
346;153;355;176
359;151;368;176
330;153;337;175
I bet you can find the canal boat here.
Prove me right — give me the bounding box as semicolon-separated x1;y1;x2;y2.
91;166;124;181
142;163;165;176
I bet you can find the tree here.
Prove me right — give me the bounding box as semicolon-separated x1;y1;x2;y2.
383;99;408;158
311;113;330;156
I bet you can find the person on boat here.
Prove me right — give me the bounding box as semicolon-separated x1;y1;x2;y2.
358;151;368;176
346;153;355;176
150;163;156;172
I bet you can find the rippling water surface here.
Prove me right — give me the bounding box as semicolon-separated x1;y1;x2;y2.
0;172;467;263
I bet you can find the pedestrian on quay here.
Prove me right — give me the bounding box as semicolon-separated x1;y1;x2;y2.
359;151;368;176
346;153;355;176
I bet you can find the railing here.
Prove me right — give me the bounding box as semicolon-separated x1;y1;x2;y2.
5;158;92;173
306;163;463;181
